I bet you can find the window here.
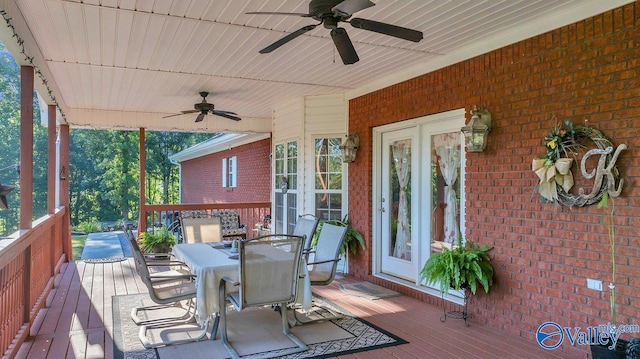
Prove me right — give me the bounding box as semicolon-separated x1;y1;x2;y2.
314;138;343;221
222;156;237;188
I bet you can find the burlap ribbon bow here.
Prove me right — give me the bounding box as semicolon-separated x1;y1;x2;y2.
532;158;574;201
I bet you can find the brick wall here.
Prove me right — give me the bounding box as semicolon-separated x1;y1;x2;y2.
180;138;271;203
347;4;639;358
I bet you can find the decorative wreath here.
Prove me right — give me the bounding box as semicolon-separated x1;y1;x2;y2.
532;120;618;207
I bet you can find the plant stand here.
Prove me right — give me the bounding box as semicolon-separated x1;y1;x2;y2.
440;289;469;327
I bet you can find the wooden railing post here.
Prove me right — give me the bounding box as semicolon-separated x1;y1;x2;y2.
138;128;147;233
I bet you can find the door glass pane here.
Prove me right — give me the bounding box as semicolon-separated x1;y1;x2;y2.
287;193;298;234
389;139;411;260
314;138;343;221
287;141;297;190
274;192;284;233
274;144;284;190
430;132;461;254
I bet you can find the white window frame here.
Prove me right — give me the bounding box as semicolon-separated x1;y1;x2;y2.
222;156;237;188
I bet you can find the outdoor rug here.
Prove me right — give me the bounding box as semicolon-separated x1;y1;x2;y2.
338;281;401;300
113;293;407;359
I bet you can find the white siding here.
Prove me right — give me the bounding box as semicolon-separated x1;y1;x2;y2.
273;98;304;144
271;94;348;219
304;94;347;135
303;94;348;216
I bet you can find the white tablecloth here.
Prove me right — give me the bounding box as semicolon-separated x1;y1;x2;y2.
171;243;311;324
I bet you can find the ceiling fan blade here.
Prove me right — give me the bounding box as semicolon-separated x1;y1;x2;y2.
259;24;319;53
331;28;359;65
332;0;375;17
349;18;423;42
195;113;206;123
213;110;238;116
212;111;242;121
181;109;200;114
246;11;311;17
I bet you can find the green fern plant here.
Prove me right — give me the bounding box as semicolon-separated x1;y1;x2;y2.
139;226;176;253
420;240;494;295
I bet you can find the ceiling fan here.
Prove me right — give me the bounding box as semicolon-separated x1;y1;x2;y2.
247;0;423;65
163;92;241;122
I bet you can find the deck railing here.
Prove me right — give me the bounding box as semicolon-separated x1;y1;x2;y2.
0;208;68;358
142;202;271;239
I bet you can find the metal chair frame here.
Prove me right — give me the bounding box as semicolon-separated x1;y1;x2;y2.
215;235;308;359
293;222;348;325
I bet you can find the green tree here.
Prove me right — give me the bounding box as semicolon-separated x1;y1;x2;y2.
0;41;49;235
146;131;208;204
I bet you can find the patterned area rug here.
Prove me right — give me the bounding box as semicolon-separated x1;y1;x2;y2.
338;281;401;300
113;293;407;359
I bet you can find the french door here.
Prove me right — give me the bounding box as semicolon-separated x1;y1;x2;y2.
379;128;417;280
373;109;466;293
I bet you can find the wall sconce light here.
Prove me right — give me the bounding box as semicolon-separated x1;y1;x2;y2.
340;133;359;163
461;107;492;152
60;165;67;181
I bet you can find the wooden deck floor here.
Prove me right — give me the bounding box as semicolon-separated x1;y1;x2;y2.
15;259;578;359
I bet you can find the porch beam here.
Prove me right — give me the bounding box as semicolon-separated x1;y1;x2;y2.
59;125;71;261
19;66;33;230
47;105;56;214
138;128;147;233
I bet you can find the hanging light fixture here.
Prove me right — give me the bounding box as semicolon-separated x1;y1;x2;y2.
340;134;360;163
461;107;492;152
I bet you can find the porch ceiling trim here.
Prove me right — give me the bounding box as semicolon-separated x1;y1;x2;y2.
64;109;272;134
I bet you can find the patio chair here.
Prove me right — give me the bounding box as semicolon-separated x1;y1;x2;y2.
133;243;213;348
128;236;197;326
180;216;223;244
293;222;348;325
216;235;308;359
292;214;319;257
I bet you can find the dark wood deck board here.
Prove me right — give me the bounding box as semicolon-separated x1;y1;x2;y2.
16;259;584;359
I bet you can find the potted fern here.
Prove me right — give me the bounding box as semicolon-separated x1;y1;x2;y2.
139;226;177;254
420;239;494;296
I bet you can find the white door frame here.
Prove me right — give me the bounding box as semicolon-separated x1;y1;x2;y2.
372;108;466;303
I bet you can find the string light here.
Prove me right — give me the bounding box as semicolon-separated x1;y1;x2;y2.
1;10;66;122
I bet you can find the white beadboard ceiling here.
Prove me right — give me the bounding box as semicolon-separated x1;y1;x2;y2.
0;0;632;133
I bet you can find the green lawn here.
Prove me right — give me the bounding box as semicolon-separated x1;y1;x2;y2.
72;234;88;261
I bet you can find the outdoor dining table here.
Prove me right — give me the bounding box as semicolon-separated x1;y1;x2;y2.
171;242;312;327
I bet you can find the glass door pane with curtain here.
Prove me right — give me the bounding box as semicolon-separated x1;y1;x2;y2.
380;128;416;281
424;130;463;294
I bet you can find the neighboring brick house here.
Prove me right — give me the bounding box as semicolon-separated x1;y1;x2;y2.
170;133;271;203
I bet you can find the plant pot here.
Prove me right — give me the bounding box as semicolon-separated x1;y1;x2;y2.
590;339;628;359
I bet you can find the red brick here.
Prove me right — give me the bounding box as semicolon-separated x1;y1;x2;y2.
346;3;639;355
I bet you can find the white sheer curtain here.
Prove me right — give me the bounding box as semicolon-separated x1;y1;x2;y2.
392;140;411;260
433;133;461;244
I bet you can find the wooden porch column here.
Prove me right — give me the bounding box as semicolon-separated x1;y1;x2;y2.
47;105;57;214
19;66;34;230
138;128;147;234
59;124;72;261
